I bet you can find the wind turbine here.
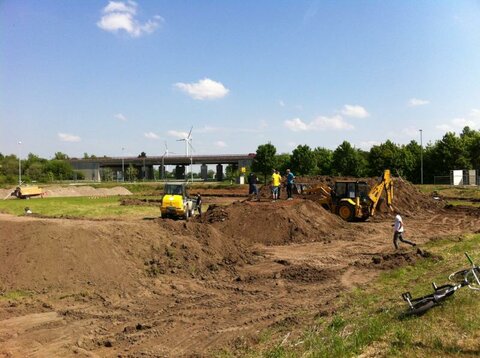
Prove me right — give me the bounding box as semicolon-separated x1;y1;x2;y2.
176;127;195;182
161;141;175;180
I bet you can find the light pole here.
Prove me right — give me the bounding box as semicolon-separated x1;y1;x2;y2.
122;147;125;182
18;141;22;186
420;129;423;185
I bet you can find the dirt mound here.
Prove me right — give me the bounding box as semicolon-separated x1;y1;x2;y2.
390;178;444;216
44;186;132;198
0;215;249;294
291;175;444;217
203;199;350;246
281;264;338;283
365;249;442;270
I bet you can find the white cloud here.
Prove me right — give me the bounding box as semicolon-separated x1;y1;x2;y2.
214;140;227;148
284;118;309;132
408;98;430;107
452;117;477;128
436;124;453;132
278;100;285;107
284;115;354;132
469;109;480;118
436;109;480;132
174;78;229;100
340;105;369;118
114;113;127;121
144;132;159;140
167;130;189;138
97;1;163;38
58;133;81;142
311;115;354;130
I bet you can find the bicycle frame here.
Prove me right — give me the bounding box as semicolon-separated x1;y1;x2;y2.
402;252;479;316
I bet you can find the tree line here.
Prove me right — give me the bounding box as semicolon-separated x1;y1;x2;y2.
252;126;480;184
1;126;479;185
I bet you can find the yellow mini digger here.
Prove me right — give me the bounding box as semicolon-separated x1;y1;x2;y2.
160;183;195;220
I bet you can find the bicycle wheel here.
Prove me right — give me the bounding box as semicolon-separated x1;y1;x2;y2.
449;267;480;286
466;268;480;290
404;299;436;316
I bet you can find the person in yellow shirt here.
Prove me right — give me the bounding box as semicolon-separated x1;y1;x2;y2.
271;169;281;201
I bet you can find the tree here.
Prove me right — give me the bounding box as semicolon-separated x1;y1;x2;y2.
275;153;291;174
54;152;69;160
430;132;470;173
290;145;316;175
460;126;480;169
313;147;333;175
44;160;75;181
368;140;402;176
126;164;138;182
251;142;277;184
400;141;421;183
332;141;367;177
101;168;114;181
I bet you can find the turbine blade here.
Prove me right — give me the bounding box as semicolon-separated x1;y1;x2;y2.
187;126;193;139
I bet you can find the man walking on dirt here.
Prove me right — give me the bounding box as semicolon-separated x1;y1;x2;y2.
393;210;416;249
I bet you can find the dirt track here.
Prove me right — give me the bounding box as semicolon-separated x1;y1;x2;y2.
1;181;479;357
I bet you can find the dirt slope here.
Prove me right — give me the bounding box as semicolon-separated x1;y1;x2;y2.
0;179;479;357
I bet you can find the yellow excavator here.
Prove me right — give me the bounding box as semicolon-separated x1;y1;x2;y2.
301;170;393;221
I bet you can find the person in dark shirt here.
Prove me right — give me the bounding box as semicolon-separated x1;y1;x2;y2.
196;194;202;216
248;172;259;201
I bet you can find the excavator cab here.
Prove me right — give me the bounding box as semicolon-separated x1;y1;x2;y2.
330;181;371;221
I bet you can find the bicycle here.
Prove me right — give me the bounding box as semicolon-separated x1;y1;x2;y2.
401;252;480;316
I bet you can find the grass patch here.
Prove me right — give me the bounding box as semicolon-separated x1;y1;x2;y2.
0;290;32;300
418;185;480;200
236;234;480;357
0;196;161;219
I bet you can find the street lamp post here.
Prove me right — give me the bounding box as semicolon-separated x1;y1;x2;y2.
122;147;125;182
420;129;423;185
18;141;22;186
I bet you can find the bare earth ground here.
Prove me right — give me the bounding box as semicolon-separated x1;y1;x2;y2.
1;180;480;357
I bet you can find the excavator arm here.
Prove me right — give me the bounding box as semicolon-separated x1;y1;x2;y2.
367;169;394;216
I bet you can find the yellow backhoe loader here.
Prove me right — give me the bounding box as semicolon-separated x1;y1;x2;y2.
160;183;195;220
301;170;393;221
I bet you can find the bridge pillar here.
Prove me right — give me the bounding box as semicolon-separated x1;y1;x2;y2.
216;164;223;181
175;165;185;179
201;164;208;180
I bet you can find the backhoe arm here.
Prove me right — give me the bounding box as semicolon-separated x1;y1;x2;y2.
368;170;394;216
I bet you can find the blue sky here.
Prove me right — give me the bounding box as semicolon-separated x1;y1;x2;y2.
1;0;480;159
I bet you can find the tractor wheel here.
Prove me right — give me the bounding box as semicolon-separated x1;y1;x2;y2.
338;202;355;221
184;209;190;221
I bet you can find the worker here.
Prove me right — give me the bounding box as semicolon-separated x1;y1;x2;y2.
271;169;281;201
248;172;259;201
286;169;295;200
393;210;416;249
196;194;202;216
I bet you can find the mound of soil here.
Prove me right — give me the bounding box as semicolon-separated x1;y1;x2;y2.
0;215;250;294
289;175;444;217
203;199;349;246
43;186;132;198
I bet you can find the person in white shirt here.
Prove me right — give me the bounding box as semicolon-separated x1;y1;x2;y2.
393;210;416;249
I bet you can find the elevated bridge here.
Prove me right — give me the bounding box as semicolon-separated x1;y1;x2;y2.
69;154;255;181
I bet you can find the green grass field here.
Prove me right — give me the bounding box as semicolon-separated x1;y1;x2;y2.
222;234;480;357
418;185;480;200
0;196;160;219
